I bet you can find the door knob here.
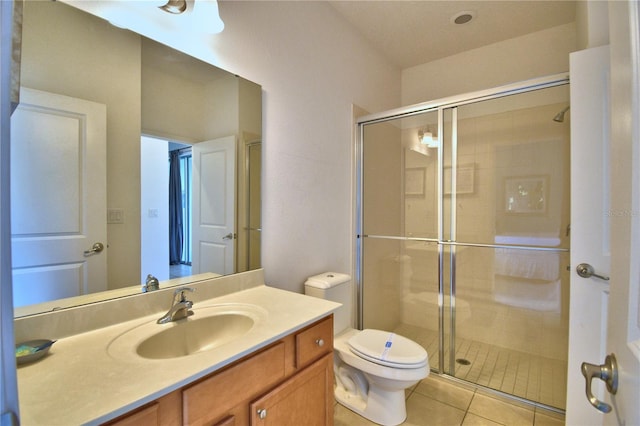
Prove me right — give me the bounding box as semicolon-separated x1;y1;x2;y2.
223;233;236;240
83;242;104;256
576;263;610;281
581;353;618;413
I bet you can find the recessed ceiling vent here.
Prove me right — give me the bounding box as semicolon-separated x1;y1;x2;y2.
451;11;476;25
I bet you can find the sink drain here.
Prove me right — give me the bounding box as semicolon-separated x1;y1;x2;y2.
456;358;471;366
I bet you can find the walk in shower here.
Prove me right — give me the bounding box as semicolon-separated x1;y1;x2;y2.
356;74;570;410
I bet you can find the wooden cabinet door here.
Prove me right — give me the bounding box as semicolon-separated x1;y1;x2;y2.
183;343;286;425
250;354;333;426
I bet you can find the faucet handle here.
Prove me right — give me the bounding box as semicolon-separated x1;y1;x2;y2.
143;274;160;292
173;287;195;302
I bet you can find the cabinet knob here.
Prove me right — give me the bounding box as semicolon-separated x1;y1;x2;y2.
257;408;267;419
315;338;324;347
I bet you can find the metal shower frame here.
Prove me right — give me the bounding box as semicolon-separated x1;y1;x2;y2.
354;72;570;376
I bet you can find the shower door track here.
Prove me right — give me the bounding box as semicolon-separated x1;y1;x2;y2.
357;73;569;126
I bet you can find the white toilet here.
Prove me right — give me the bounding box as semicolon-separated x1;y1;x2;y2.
305;272;429;426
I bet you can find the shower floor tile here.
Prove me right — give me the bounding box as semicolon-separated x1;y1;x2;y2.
334;374;565;426
393;323;567;410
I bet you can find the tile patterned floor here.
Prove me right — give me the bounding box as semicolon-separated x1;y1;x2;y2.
394;323;567;410
334;374;566;426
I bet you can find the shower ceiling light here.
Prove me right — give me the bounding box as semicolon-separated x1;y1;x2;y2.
451;11;476;25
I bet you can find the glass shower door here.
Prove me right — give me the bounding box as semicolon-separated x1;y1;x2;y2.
360;109;442;370
358;76;570;410
445;85;571;409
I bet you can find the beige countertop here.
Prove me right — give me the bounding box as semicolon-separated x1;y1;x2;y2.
17;285;339;425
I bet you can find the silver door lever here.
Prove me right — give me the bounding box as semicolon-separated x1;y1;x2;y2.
83;242;104;257
576;263;610;281
581;354;618;413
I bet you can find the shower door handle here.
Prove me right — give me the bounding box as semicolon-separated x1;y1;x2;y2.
576;263;610;281
581;353;618;413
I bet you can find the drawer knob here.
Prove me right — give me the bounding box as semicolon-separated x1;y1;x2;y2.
257;408;267;419
315;338;325;347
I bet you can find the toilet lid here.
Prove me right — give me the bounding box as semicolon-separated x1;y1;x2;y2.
347;329;428;369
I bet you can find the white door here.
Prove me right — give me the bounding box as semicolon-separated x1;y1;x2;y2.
567;44;611;426
567;31;640;425
605;1;640;424
10;88;107;307
191;136;236;275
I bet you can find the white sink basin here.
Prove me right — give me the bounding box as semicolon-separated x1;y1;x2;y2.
108;304;268;360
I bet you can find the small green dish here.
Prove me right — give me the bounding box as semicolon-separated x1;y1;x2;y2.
15;339;55;365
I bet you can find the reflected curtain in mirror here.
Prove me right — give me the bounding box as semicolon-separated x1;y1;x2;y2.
169;150;183;265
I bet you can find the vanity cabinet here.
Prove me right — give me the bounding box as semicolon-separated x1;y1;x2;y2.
250;354;333;425
104;315;334;426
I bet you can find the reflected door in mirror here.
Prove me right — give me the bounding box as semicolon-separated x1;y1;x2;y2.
192;136;236;275
11;88;108;306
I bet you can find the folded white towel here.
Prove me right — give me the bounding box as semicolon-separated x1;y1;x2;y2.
494;275;561;312
494;248;559;281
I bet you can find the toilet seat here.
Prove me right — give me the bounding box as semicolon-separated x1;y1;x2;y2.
348;329;428;369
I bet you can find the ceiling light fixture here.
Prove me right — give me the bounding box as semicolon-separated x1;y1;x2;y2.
418;127;438;148
159;0;187;14
451;11;476;25
157;0;225;34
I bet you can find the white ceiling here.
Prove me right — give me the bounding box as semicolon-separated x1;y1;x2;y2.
328;1;577;69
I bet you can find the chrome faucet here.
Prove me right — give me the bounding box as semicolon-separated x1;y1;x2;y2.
142;274;160;293
157;287;195;324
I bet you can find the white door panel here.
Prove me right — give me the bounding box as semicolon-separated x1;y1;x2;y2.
606;1;640;424
11;88;107;307
567;45;611;425
192;136;236;275
568;16;640;422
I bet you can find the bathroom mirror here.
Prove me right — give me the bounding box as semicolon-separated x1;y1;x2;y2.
11;0;262;317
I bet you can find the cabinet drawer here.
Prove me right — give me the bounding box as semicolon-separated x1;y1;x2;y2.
183;342;286;425
295;315;333;368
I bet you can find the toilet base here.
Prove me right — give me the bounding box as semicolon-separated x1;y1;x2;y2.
335;383;408;426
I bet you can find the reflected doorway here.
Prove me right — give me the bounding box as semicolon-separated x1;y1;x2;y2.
168;142;193;279
140;136;192;281
141;135;239;282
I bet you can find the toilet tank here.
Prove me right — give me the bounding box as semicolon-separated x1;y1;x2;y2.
304;272;352;334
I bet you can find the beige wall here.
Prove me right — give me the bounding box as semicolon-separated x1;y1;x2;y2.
576;0;609;50
401;23;577;105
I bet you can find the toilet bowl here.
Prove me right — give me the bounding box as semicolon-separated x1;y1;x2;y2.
305;272;429;426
